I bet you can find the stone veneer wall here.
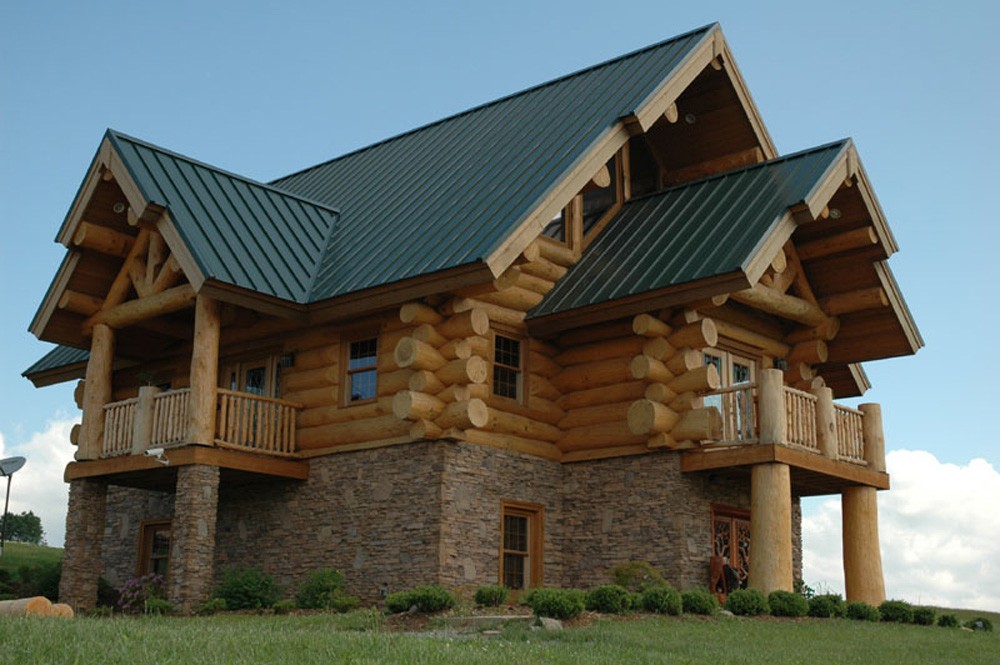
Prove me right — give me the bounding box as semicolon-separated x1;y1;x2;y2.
97;441;804;605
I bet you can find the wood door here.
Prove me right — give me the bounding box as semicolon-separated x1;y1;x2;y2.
712;508;750;596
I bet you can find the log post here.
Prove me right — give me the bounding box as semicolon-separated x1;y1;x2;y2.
859;403;886;472
757;368;786;445
812;386;837;459
131;385;161;455
842;485;886;605
187;294;221;446
748;463;793;594
79;323;115;460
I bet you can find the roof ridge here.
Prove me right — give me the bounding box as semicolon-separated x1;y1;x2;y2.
106;129;342;214
271;23;718;186
624;138;851;206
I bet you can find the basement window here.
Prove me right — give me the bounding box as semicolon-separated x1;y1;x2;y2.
346;336;378;403
137;519;171;579
493;335;522;401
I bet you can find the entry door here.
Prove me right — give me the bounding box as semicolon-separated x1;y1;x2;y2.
712;509;750;593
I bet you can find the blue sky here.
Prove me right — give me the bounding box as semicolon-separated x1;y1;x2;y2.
1;1;998;609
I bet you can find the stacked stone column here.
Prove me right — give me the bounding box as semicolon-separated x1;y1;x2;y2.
59;479;108;610
168;464;220;612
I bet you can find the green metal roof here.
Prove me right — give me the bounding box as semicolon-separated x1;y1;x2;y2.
22;345;89;378
529;141;850;319
108;131;340;304
272;24;716;301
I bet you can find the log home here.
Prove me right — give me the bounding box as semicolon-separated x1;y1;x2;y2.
24;23;921;612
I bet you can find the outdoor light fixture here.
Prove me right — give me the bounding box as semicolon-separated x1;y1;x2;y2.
112;202;126;213
0;456;27;558
684;112;697;125
829;207;842;219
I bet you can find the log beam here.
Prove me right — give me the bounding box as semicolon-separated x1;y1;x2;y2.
731;284;831;328
819;287;889;316
797;227;878;261
83;284;196;333
72;221;135;257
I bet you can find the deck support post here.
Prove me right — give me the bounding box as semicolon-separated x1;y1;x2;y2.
187;294;220;445
842;485;886;605
79;323;115;460
131;385;161;454
812;386;837;459
58;479;107;610
748;462;793;593
757;368;786;445
168;464;220;613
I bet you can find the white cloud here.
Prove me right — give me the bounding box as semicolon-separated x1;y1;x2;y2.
803;450;1000;612
0;416;78;548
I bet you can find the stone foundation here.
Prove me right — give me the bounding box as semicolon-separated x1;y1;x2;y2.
59;479;108;610
97;442;803;605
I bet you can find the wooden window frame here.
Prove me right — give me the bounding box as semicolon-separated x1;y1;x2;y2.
136;518;172;579
342;332;380;406
220;352;281;398
499;500;544;590
581;143;628;249
491;329;526;405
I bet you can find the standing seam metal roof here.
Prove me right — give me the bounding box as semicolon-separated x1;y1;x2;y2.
108;131;340;304
528;141;849;318
271;24;716;302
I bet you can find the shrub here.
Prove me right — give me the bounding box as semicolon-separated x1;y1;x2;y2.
17;562;61;601
878;599;914;623
912;607;936;626
793;578;815;599
144;597;174;615
937;613;960;628
273;599;297;615
384;585;456;614
295;569;359;612
964;617;994;632
846;601;880;622
724;588;769;616
215;567;279;610
526;588;586;620
586;584;632;614
609;561;665;592
474;585;509;607
97;577;119;608
768;590;808;618
197;597;227;616
808;594;846;618
682;588;719;615
640;584;682;615
117;573;166;615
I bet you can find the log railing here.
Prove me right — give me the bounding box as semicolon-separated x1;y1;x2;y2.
100;387;299;458
783;386;818;452
102;397;138;457
834;404;866;465
215;389;300;456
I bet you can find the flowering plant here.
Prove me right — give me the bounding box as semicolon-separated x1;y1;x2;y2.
117;573;166;614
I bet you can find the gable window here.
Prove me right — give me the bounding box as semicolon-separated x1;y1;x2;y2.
500;501;543;590
492;334;522;401
346;336;378;403
581;153;621;237
541;207;567;243
137;519;171;579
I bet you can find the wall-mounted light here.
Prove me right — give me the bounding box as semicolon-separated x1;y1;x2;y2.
113;202;126;214
829;208;842;219
684;113;697;125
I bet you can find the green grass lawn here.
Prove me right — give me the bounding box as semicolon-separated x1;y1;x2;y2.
0;542;62;577
0;612;994;664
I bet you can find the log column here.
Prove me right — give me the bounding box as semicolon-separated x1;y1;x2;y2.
131;385;161;454
78;323;115;460
168;464;220;613
748;462;793;593
812;386;837;459
842;485;886;605
859;403;886;472
58;479;107;610
757;368;786;445
187;295;221;445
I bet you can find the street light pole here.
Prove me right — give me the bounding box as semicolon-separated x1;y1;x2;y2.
0;457;27;558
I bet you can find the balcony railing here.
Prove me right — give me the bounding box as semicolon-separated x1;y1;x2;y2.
101;388;299;459
703;373;871;467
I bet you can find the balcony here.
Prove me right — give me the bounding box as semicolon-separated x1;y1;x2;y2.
681;369;888;496
101;387;301;458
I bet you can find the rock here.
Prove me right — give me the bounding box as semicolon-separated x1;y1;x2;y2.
719;609;735;617
536;617;563;631
481;630;501;638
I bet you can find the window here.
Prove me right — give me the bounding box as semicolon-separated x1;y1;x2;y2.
541;207;567;242
704;348;757;441
223;355;280;398
581;153;620;237
492;334;522;401
500;501;543;590
346;336;378;403
137;519;171;579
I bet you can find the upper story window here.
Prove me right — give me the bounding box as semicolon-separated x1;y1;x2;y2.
493;334;523;401
346;336;378;403
541;208;567;243
581;153;620;237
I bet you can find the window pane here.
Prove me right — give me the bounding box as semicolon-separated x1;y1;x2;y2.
494;336;520;368
493;366;519;400
349;338;378;370
504;514;528;552
503;553;525;589
151;528;171;557
349;368;377;402
629;135;660;197
541;209;566;242
244;366;266;395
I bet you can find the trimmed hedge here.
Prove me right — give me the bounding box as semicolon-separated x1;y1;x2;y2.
724;588;769;616
911;607;936;626
640;584;682;615
681;589;718;615
215;567;280;610
526;588;586;620
474;585;509;607
768;590;808;618
808;594;846;618
586;584;632;614
295;569;359;612
609;561;665;592
846;601;880;622
385;585;456;614
878;599;914;623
